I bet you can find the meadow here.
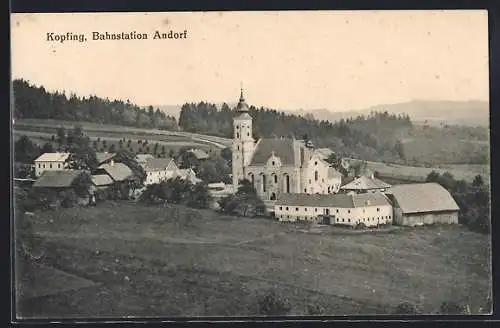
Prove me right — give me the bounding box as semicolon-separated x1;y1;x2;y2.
16;201;492;318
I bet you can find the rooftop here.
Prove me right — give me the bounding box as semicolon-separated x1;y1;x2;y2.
144;157;175;172
91;174;114;186
33;170;85;188
340;175;391;190
276;191;391;208
388;182;460;214
98;162;134;182
249;138;302;166
34;152;70;162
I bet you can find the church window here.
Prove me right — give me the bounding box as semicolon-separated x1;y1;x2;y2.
314;171;318;181
272;161;275;166
348;210;351;214
247;132;250;137
377;208;380;212
279;206;282;210
284;174;290;193
236;133;240;138
305;208;307;212
348;219;351;222
262;175;267;192
296;208;299;211
274;175;278;183
304;189;307;193
286;207;289;210
50;164;52;169
315;208;317;212
237;126;240;129
58;164;61;168
237;146;240;150
336;209;339;213
315;161;318;166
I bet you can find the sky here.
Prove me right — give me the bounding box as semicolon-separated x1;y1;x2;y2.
11;11;489;111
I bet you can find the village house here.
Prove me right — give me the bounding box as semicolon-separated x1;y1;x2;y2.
135;154;155;168
274;191;393;226
231;89;342;201
34;152;70;177
143;157;178;185
90;174;114;191
32;169;91;207
387;182;460;226
94;162;134;184
340;174;391;194
177;168;202;184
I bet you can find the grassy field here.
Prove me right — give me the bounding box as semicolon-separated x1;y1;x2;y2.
16;202;492;318
13;130;220;156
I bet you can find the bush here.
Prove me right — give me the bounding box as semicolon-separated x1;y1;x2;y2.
393;302;420;314
257;289;292;316
439;301;468;314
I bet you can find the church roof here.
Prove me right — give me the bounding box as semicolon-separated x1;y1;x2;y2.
249;138;301;166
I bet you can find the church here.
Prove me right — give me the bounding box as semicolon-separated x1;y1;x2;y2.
231;89;343;201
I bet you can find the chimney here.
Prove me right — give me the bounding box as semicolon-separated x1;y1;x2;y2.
110;159;114;166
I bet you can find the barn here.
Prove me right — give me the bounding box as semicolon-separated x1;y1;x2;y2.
387;182;460;226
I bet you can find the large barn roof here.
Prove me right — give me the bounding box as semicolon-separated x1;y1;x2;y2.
389;183;460;214
276;191;390;208
144;157;175;172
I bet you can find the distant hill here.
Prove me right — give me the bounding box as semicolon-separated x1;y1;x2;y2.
159;100;489;127
284;100;489;127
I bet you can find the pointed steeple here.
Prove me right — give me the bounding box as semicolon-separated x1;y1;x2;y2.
236;84;249;113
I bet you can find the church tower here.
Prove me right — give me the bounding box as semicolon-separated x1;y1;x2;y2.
232;87;255;189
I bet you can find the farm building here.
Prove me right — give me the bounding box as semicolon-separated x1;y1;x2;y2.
387;183;460;226
34;152;70;177
95;162;134;183
143;157;179;185
135;154;155;168
91;174;114;190
33;169;87;191
274;191;392;227
95;152;116;166
340;174;391;194
177;168;202;184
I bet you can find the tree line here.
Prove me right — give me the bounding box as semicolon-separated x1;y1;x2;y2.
178;102;413;163
13;79;177;130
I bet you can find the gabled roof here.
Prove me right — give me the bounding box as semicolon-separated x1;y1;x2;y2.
388;183;460;214
188;149;209;160
98;163;133;182
95;152;116;164
340;176;391;190
135;154;155;163
34;152;70;162
144;157;175;172
33;170;85;188
276;192;391;208
249;138;301;166
177;168;202;183
91;174;114;186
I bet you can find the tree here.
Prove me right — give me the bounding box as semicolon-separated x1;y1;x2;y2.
426;171;440;183
472;175;484;188
65;145;99;171
186;183;212;209
56;126;66;145
114;148;146;188
168;149;175;158
236;179;257;196
394;140;405;160
41;142;54;153
220;147;232;162
109;144;116;153
14;135;41;163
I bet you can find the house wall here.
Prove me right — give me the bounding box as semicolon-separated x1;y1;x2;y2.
395;210;459;226
274;203;393;227
299;154;341;194
34;160;68;177
247;163;300;201
145;169;177;185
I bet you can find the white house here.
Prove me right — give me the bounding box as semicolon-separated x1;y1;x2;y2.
143;157;178;185
274;191;393;227
34;152;70;177
340;174;391;194
177;168;202;184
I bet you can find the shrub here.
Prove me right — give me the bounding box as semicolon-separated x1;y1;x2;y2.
393;302;420;314
257;289;292;316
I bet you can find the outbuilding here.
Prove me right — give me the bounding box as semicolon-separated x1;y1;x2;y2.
387;182;459;226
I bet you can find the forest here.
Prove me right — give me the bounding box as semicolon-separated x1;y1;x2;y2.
12;79;177;130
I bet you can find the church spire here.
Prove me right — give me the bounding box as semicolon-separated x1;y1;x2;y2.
236;83;249;113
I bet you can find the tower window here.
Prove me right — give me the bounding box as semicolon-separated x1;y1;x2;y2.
315;161;318;165
274;175;278;183
247;133;250;137
236;133;240;138
314;171;318;181
237;146;240;150
237;126;240;130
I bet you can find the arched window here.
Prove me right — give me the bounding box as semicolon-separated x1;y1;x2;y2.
270;192;276;200
262;174;267;192
236;132;240;138
248;173;254;188
283;174;290;193
314;171;319;181
274;175;278;183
